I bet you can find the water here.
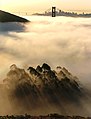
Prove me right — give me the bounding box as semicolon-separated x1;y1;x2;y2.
0;15;91;85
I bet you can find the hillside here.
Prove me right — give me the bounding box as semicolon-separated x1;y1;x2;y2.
0;10;29;22
0;114;89;119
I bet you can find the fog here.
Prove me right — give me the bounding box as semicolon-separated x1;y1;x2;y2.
0;16;91;85
0;16;91;115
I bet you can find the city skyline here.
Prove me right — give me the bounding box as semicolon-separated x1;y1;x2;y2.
0;0;91;14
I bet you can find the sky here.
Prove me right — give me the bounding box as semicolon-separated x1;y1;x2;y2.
0;0;91;14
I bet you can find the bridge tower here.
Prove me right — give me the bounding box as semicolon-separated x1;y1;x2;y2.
52;7;56;17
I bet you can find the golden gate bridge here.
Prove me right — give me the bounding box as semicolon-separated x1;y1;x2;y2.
13;7;61;17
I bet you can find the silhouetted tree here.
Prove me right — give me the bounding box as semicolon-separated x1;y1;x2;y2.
42;63;51;71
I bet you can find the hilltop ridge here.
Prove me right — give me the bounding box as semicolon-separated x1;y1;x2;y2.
0;10;29;22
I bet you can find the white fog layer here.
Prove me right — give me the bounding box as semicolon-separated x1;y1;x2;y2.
0;16;91;85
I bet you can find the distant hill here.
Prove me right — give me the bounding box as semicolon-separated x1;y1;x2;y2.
0;10;29;22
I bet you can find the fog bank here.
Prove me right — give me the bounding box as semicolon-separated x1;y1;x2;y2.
0;16;91;85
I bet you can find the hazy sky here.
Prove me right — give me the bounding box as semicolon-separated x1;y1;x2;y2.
0;0;91;14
